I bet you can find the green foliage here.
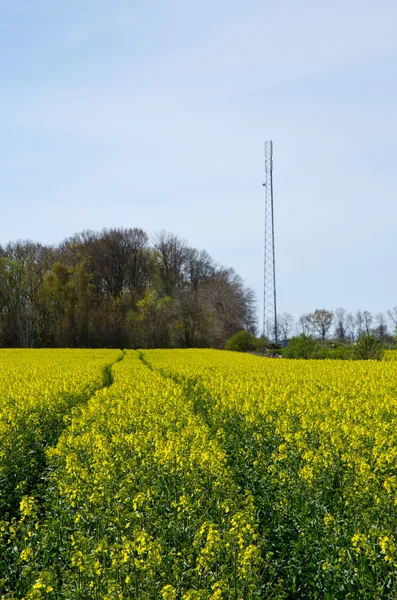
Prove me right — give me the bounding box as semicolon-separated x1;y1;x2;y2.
225;330;260;352
253;336;268;352
0;229;256;349
284;334;385;361
313;343;353;360
283;334;316;359
353;333;384;360
306;308;333;339
384;349;397;361
128;289;177;348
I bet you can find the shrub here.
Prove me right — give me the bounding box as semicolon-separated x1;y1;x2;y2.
283;334;316;359
253;337;268;352
225;330;259;352
353;333;384;360
311;341;353;360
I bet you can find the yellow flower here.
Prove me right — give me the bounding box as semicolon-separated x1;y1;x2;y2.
161;585;177;600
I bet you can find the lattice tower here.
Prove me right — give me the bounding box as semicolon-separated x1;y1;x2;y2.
263;140;278;343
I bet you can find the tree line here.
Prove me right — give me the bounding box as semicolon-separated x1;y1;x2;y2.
0;228;256;349
274;307;397;344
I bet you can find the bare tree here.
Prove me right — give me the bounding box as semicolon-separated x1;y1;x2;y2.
96;228;151;298
387;306;397;336
375;312;388;342
203;267;256;341
175;248;215;347
334;307;347;340
298;313;311;335
63;228;151;299
306;309;333;340
1;241;55;347
363;310;373;335
345;312;356;342
183;248;214;291
277;312;295;341
153;231;189;296
355;310;364;337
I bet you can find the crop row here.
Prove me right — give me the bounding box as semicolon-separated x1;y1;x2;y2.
0;349;121;519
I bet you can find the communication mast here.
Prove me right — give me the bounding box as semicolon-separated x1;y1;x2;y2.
263;140;278;343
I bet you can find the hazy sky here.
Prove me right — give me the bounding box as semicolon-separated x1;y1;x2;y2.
1;0;396;327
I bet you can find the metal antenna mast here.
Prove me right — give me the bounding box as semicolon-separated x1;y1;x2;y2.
263;140;278;343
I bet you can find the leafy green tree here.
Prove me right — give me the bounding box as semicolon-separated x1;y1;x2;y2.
225;330;258;352
283;334;316;359
128;289;177;348
306;309;333;339
353;333;384;360
42;262;74;346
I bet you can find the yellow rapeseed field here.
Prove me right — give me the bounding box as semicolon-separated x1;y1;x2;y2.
384;349;397;360
1;348;397;599
0;349;120;517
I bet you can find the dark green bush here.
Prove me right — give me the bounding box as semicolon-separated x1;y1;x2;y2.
284;336;355;360
253;337;268;352
283;334;316;359
283;333;385;361
312;342;353;360
225;330;260;352
353;333;384;360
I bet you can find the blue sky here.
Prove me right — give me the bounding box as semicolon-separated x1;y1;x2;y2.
1;0;397;326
